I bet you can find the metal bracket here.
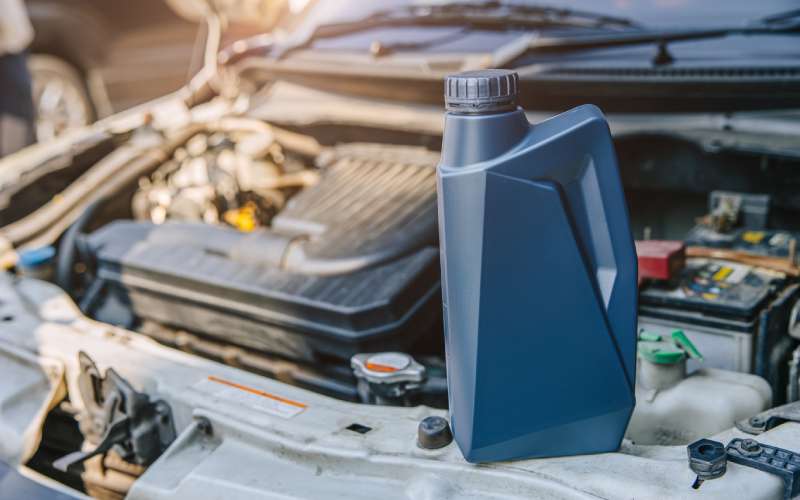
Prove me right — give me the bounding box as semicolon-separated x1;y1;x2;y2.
737;401;800;435
727;438;800;500
55;352;176;472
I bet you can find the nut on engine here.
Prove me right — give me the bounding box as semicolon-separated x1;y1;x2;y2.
687;438;727;489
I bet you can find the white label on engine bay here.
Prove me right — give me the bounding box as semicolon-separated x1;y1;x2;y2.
196;376;307;419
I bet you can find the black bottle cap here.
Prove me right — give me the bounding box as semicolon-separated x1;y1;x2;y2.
444;69;519;114
417;416;453;449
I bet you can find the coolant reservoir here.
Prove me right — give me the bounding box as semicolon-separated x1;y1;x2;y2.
437;69;638;462
626;330;771;445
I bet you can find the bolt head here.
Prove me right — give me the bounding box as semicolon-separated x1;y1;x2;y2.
741;439;759;451
195;417;213;436
735;438;763;457
417;416;453;450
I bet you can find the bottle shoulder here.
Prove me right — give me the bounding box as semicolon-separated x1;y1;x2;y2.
438;104;613;179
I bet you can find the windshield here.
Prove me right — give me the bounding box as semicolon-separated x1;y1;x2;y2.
259;0;800;113
280;0;800;35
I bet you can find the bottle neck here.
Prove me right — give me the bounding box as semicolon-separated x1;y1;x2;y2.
439;108;530;169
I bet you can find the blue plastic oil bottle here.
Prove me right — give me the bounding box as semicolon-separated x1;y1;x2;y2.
437;69;637;463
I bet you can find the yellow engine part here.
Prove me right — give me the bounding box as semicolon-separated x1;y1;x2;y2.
224;203;258;232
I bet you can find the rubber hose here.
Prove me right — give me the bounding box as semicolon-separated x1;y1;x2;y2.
55;198;107;294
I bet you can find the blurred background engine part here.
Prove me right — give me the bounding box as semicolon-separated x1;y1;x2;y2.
641;191;800;403
132;128;317;231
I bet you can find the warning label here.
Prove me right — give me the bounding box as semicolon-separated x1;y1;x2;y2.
196;375;307;419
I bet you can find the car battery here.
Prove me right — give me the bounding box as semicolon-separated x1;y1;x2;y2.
639;257;800;400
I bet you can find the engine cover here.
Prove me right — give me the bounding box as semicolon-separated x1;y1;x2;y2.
84;144;441;362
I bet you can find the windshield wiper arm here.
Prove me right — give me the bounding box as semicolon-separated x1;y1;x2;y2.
369;27;472;57
523;8;800;57
760;8;800;27
384;1;643;30
274;1;642;59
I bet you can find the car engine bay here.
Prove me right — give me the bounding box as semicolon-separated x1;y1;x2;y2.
2;83;800;498
4;0;800;494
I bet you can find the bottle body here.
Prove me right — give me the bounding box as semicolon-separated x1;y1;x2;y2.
437;105;638;462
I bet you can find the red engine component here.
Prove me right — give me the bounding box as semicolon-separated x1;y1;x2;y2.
635;240;686;285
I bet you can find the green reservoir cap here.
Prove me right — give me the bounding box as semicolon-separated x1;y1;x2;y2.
638;329;703;365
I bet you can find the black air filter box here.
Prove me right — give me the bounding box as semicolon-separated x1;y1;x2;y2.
84;144;441;361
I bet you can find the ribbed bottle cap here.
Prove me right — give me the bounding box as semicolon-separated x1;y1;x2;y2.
444;69;519;114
